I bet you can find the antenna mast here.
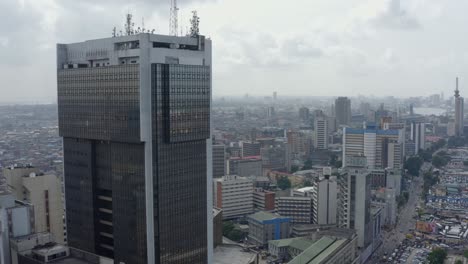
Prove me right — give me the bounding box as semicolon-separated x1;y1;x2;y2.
169;0;179;36
189;10;200;37
125;13;134;35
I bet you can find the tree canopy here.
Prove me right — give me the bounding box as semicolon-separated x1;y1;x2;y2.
427;248;447;264
277;176;291;190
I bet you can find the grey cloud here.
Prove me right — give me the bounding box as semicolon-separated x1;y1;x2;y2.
372;0;421;30
0;1;50;65
281;38;323;59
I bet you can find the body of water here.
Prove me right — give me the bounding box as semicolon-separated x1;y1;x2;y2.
413;107;447;116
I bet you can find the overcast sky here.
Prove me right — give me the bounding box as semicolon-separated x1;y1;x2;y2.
1;0;468;103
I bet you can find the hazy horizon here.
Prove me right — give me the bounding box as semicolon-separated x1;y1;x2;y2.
2;0;468;102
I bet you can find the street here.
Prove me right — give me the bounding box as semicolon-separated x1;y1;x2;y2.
369;176;424;263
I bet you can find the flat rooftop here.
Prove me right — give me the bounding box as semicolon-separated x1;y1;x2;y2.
213;245;256;264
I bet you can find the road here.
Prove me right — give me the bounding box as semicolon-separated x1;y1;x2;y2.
369;176;424;263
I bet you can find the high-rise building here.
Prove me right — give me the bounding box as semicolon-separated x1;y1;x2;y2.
253;188;275;212
342;127;403;169
455;77;464;136
335;97;352;126
338;156;372;248
242;141;261;157
299;107;310;122
312;176;337;225
213;175;253;219
57;31;212;263
213;144;226;178
4;165;65;244
314;110;329;150
410;122;426;154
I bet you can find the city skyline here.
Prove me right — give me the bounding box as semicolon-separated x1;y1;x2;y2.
2;0;468;103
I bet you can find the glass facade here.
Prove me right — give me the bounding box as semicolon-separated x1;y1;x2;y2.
152;64;210;264
59;65;147;264
58;62;210;264
57;65;140;142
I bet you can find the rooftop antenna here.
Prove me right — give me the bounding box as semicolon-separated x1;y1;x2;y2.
169;0;179;36
125;13;134;35
112;27;116;37
142;17;145;32
189;10;200;37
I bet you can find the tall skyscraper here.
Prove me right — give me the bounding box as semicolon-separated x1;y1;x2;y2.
312;174;337;225
299;107;310;122
410;122;426;154
313;110;329;150
455;77;464;136
335;97;352;126
338;156;372;248
57;31;212;263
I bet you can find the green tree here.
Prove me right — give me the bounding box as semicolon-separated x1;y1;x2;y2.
335;160;342;168
448;136;465;147
463;160;468;166
419;150;432;162
463;249;468;259
222;221;234;236
432;155;446;168
303;159;313;170
405;156;423;176
290;165;299;173
455;260;463;264
277;176;291;190
427;248;447;264
227;229;244;242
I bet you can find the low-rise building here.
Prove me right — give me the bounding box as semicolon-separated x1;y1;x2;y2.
268;237;313;262
247;211;291;247
287;236;359;264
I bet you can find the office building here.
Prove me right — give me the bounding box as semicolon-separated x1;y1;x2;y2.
4;166;65;244
314;110;329;150
286;130;311;156
0;187;34;264
57;30;212;263
213;175;253;219
228;156;262;177
335;97;351;126
455;77;464;136
276;195;313;224
260;141;287;171
212;144;226;178
247;211;290;246
338;156;372;248
241;141;261;157
299;107;310;122
312;176;337;225
253;188;275;212
410;122;426;154
342;127;403;169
